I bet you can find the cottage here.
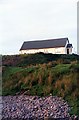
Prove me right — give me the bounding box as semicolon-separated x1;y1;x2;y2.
19;38;73;54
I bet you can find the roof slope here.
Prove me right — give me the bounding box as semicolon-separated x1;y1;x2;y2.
66;44;73;48
20;38;69;50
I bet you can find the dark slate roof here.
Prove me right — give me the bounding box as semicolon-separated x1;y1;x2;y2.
66;44;73;48
20;38;69;50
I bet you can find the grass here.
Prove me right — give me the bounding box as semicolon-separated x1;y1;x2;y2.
2;53;79;115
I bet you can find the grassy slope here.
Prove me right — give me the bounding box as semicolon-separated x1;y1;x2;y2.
2;53;79;115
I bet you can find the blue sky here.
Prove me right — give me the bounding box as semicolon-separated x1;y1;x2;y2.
0;0;78;55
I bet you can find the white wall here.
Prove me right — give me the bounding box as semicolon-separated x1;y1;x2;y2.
77;2;79;55
19;47;65;54
65;48;72;54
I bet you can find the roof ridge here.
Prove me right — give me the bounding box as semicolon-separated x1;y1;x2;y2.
24;37;68;43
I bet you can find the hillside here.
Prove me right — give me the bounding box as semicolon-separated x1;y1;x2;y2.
2;53;79;115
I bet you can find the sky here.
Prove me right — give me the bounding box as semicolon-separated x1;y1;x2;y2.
0;0;78;55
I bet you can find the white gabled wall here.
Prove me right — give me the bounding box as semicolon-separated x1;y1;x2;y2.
65;40;73;54
69;48;72;54
19;47;66;54
65;48;72;54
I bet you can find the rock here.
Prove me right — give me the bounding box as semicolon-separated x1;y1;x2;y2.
2;95;71;119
